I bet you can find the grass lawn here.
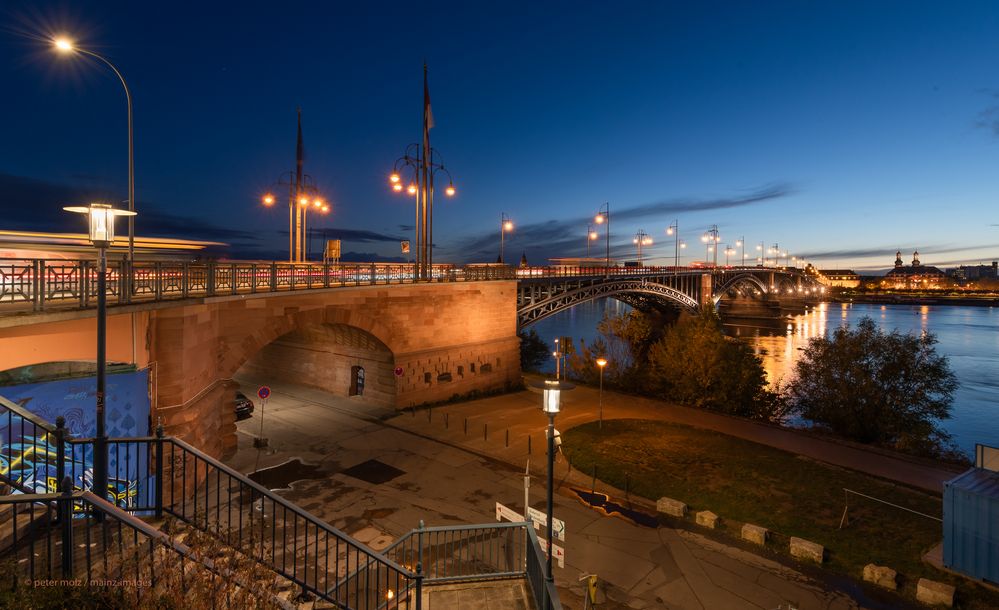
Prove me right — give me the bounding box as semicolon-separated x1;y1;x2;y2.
563;419;999;609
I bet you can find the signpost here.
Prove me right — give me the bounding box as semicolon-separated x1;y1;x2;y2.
496;501;566;567
254;386;270;448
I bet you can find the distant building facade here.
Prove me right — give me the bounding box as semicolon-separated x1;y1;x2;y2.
805;264;860;288
947;262;998;282
881;250;946;289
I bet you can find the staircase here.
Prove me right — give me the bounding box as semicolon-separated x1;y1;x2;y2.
0;396;559;609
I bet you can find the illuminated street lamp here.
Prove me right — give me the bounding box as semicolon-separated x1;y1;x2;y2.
499;213;514;264
63;203;136;503
594;203;610;276
595;357;608;429
633;230;653;267
701;225;721;266
756;242;765;266
528;378;574;607
53;38;136;263
735;236;746;267
586;224;599;258
666;220;680;273
262;194;275;207
724;245;736;266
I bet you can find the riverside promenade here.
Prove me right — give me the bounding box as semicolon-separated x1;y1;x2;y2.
387;377;962;494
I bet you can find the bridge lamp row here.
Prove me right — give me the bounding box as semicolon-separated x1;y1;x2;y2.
388;173;456;197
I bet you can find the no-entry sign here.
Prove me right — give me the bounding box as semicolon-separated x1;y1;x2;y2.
394;366;404;377
257;386;271;400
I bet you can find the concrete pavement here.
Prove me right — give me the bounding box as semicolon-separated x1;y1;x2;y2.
228;376;871;609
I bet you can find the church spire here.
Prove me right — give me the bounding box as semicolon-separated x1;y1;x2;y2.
912;250;921;267
894;250;903;268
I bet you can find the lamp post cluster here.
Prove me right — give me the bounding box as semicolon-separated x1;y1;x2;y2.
388;65;456;281
632;230;653;266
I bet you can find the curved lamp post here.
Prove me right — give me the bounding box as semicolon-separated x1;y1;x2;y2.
389;145;455;279
633;230;653;267
500;213;514;264
594;203;610;276
63;203;136;503
54;39;135;264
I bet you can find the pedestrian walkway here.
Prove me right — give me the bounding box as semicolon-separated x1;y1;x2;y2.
387;378;961;494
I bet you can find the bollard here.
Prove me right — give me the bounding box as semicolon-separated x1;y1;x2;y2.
592;466;597;492
464;418;468;435
444;413;449;429
484;423;488;441
528;435;532;455
505;429;509;448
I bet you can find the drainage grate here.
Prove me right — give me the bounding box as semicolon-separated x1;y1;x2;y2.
341;459;406;485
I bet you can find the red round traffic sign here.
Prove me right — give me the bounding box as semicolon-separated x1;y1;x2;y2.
393;367;404;377
257;386;271;400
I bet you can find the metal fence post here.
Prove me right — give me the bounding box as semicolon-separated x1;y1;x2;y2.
415;562;423;610
34;260;45;312
55;416;66;494
206;262;216;297
270;263;277;292
60;476;74;579
155;420;164;519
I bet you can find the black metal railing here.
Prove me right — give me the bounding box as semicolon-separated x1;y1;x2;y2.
380;521;560;609
0;395;563;608
1;256;817;315
0;487;289;608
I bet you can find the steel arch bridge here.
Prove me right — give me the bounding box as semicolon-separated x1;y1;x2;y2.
515;267;824;329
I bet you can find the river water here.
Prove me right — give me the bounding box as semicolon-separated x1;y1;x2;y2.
532;299;999;456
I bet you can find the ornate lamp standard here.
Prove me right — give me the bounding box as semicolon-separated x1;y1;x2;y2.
63;203;136;501
389;65;456;281
53;39;136;263
701;225;721;267
499;213;514;264
594;203;610;276
633;230;653;267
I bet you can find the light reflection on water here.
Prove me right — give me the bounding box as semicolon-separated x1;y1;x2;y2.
531;298;999;456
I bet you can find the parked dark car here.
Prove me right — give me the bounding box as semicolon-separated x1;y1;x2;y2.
235;391;255;420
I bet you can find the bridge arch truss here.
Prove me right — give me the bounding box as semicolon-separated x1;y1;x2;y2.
517;274;702;329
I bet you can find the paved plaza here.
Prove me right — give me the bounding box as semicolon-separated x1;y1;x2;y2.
229;377;884;609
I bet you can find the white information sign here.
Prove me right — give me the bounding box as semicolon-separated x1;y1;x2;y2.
495;502;524;523
527;506;566;541
537;538;566;568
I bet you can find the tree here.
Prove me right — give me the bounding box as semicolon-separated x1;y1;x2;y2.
518;328;551;371
787;317;957;451
645;308;778;419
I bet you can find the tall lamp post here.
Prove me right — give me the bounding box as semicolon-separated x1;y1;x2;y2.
666;220;680;273
389;65;456;281
632;230;653;267
736;237;745;267
528;378;574;607
595;358;607;429
64;203;136;502
594;203;610;276
586;224;598;258
54;39;136;263
499;213;514;264
756;242;765;266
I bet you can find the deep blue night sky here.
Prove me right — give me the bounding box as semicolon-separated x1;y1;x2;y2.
2;1;998;270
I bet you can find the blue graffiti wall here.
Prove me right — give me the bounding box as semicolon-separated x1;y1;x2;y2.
0;369;151;507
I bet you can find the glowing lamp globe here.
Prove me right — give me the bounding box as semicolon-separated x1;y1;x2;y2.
63;203;136;248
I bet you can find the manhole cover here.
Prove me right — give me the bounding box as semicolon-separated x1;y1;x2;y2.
341;459;405;485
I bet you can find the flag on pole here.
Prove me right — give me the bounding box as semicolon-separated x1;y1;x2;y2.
423;64;434;131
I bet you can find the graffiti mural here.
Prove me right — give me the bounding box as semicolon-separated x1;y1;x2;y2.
0;369;150;508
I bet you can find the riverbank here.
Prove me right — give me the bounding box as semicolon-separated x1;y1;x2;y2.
832;292;999;306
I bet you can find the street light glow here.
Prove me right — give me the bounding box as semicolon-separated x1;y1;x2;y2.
503;220;513;231
445;184;456;197
392;183;403;192
594;214;604;224
589;231;598;240
54;38;74;52
666;226;673;235
313;198;323;208
298;196;309;206
321;205;330;213
596;358;607;368
262;194;275;206
389;173;400;184
407;183;417;195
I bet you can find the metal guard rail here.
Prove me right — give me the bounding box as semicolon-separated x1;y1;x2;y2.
0;489;294;608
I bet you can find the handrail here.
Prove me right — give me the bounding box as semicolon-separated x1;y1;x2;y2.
0;256;817;315
0;394;57;434
166;436;413;576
